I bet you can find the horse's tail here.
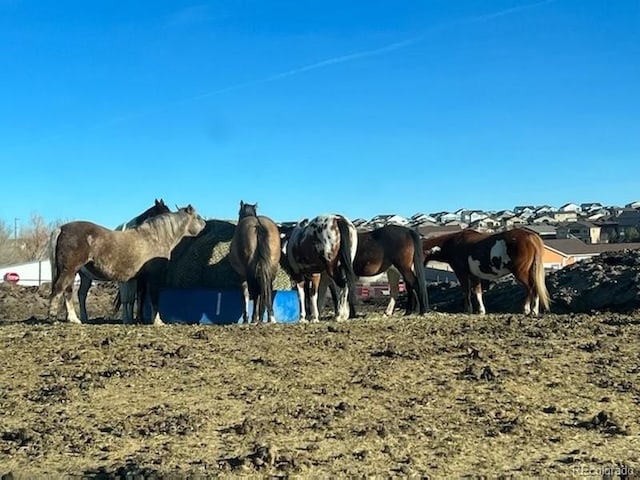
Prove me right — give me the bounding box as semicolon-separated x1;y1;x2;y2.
48;227;62;286
249;220;275;319
410;228;430;313
531;234;551;312
336;218;358;307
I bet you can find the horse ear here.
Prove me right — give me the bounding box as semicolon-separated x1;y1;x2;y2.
186;204;194;213
240;200;244;208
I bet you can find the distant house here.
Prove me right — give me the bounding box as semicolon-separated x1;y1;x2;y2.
502;215;527;228
559;202;581;213
460;210;488;224
543;238;640;270
436;212;460;224
556;221;601;244
368;214;409;228
596;220;619;243
615;209;640;229
552;210;579;223
351;218;368;228
534;205;556;215
523;224;558;240
468;217;500;231
514;205;537;216
580;202;603;212
531;214;557;224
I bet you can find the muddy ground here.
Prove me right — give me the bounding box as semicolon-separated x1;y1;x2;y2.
0;281;639;478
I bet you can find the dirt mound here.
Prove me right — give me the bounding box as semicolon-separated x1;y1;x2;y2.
0;281;118;322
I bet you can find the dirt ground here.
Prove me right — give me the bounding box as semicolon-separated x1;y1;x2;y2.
1;282;639;478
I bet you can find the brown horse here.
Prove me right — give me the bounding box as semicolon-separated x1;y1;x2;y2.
280;214;358;322
49;205;206;323
355;225;429;315
422;228;550;315
77;199;171;324
321;224;429;316
228;201;282;323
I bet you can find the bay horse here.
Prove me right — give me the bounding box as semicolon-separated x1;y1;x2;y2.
49;205;206;324
321;224;429;316
280;214;358;322
76;199;170;324
422;228;550;315
228;201;282;323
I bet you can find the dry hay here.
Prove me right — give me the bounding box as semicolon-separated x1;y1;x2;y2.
164;219;292;290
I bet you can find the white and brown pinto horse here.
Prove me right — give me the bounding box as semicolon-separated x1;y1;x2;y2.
229;201;282;324
280;214;358;322
422;228;550;316
77;199;170;324
49;205;206;324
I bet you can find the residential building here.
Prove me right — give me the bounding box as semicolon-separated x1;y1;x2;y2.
556;221;601;244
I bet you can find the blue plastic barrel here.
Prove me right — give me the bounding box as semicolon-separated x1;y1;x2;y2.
158;288;300;325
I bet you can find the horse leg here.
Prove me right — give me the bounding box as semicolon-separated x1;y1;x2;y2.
77;272;92;323
266;292;276;324
469;277;486;315
330;275;351;322
122;279;137;325
295;279;308;323
240;280;251;324
396;266;421;316
64;283;81;324
308;274;320;323
48;274;69;321
458;273;473;314
514;270;535;316
385;268;401;316
149;282;165;326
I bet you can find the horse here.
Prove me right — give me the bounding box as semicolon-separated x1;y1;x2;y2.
48;205;206;324
228;201;282;323
320;224;429;316
422;228;550;316
75;199;170;324
280;214;358;322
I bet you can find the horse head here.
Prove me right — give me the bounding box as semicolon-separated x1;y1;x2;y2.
177;204;207;237
238;200;258;220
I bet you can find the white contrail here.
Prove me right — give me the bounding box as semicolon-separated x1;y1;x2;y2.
95;0;558;128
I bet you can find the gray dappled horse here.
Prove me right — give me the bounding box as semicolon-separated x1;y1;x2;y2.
48;205;206;324
76;199;170;324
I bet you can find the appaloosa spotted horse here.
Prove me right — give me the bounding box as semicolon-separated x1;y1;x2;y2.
280;214;358;322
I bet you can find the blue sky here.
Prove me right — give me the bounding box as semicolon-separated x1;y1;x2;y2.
1;0;638;228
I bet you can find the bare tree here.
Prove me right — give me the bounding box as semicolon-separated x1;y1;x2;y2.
0;219;13;265
15;213;55;262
